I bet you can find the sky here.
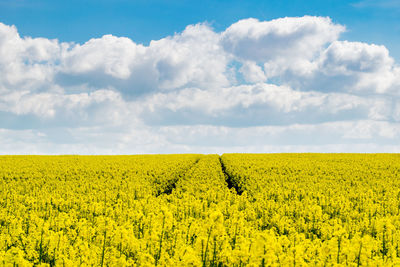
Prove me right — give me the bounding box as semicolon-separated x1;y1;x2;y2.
0;0;400;154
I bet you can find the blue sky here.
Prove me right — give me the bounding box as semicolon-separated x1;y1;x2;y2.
0;0;400;153
1;0;400;59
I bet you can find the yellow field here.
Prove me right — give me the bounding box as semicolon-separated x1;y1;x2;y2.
1;154;400;266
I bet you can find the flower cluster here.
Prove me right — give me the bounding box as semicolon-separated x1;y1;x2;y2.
1;154;400;266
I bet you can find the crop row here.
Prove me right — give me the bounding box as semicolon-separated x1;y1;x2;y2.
221;153;400;265
2;154;400;266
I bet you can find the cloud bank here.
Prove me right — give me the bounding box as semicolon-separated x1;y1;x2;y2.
0;16;399;154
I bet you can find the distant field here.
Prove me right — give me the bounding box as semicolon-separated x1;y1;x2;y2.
1;154;400;266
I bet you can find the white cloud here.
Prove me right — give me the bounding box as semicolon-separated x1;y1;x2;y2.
138;83;394;126
0;23;62;91
3;120;400;154
316;41;399;93
222;16;345;79
0;17;400;153
239;61;267;83
58;23;229;96
0;89;129;130
61;35;143;80
221;16;344;62
147;23;229;90
157;120;400;146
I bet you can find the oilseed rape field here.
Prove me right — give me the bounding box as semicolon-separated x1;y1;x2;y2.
1;154;400;266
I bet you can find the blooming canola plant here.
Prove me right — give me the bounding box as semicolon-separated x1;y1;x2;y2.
1;154;400;266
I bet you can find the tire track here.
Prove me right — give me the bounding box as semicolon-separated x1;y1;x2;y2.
156;157;201;196
218;156;242;195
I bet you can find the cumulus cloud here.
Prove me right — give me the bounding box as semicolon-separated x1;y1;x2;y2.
0;88;128;128
221;16;344;62
0;16;399;153
222;16;345;79
314;41;399;93
138;84;395;127
0;23;62;91
57;23;229;97
239;62;267;83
